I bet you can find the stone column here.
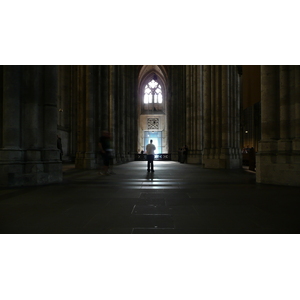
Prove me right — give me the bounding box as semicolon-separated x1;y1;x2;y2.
220;65;229;166
2;66;21;151
257;66;279;171
196;65;203;163
0;66;22;187
260;66;280;141
203;66;241;169
185;65;202;163
130;66;137;159
109;66;115;133
23;66;43;162
108;66;116;165
210;66;216;152
221;65;229;149
231;66;240;161
75;66;86;168
1;66;62;187
69;66;78;162
83;65;96;168
278;66;292;162
101;66;109;129
257;66;282;184
203;65;211;162
186;65;192;153
215;66;221;152
42;66;62;183
294;66;300;154
120;65;126;162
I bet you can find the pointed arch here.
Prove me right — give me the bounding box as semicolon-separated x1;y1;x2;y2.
137;65;169;154
138;66;168;114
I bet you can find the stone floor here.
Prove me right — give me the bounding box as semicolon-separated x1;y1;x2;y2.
1;161;300;234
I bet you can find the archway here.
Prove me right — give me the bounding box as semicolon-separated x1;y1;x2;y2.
137;66;168;155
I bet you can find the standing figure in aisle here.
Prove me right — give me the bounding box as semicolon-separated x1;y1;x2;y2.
146;139;156;172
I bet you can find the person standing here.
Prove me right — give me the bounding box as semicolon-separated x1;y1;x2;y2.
182;145;188;163
98;130;112;175
57;135;63;161
146;139;156;172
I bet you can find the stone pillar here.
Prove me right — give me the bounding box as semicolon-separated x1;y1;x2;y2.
74;66;98;169
256;66;279;183
185;65;202;163
277;66;293;162
109;66;115;134
1;66;62;187
124;66;129;161
220;65;230;166
261;66;280;141
232;66;242;166
119;65;126;163
0;66;23;186
215;65;221;151
221;65;229;149
57;65;72;162
2;66;21;151
294;66;300;153
83;65;96;168
186;65;192;154
196;65;203;162
75;66;86;168
101;66;109;129
211;66;216;152
0;65;3;150
23;66;43;161
129;66;138;159
69;66;78;162
21;66;45;182
203;65;241;169
43;66;60;155
257;65;300;186
203;65;211;162
42;66;62;183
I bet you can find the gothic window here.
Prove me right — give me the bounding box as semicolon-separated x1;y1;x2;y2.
142;74;164;114
143;78;163;104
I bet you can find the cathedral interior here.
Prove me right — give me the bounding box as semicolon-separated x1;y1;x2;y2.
2;2;299;297
2;18;300;300
0;65;300;235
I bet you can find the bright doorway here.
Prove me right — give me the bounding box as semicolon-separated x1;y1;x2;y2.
144;131;162;153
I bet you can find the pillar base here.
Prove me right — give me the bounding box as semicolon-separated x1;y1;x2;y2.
0;161;62;187
203;148;242;169
256;152;300;187
75;151;97;169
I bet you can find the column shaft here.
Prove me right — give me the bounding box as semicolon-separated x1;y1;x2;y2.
295;66;300;140
2;66;21;149
85;65;95;153
203;65;211;150
261;65;280;140
43;66;59;161
221;65;229;148
279;66;290;139
211;66;216;149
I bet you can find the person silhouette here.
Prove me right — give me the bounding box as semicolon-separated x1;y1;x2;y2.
146;139;156;172
98;130;112;175
57;135;63;161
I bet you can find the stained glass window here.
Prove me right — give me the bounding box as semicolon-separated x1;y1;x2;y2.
144;78;163;104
